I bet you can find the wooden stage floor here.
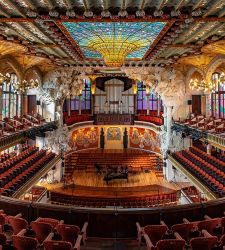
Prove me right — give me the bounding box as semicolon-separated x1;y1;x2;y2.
40;171;190;198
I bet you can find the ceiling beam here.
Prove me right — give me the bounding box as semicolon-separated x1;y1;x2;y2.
167;44;200;48
44;0;54;9
3;0;26;17
140;0;146;10
183;23;216;44
64;0;72;9
82;0;89;10
203;0;224;18
175;0;185;10
0;9;10;18
192;0;206;10
121;0;126;10
21;0;37;10
157;0;167;10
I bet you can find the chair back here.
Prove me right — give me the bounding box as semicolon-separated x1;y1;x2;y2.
12;235;37;250
157;239;185;250
56;224;80;245
144;225;168;246
190;236;218;250
43;240;72;250
31;221;53;243
8;216;28;235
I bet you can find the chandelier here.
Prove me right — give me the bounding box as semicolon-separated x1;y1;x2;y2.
0;73;11;85
13;78;39;94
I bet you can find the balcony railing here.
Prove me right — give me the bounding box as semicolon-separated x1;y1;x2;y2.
0;121;57;151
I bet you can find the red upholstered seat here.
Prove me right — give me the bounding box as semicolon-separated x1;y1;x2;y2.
43;240;72;250
56;224;80;245
12;234;38;250
36;217;62;228
144;225;168;246
156;239;185;250
8;216;28;235
190;235;217;250
31;221;53;243
171;223;194;242
197;218;220;235
0;233;6;245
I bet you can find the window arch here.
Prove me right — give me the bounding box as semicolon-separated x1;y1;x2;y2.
2;73;21;118
210;72;225;118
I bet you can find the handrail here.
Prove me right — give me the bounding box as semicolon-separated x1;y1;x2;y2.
168;154;217;200
12;155;61;199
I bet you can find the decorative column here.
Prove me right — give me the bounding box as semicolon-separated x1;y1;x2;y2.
146;85;150;115
0;86;2;120
157;95;161;116
68;96;71;117
166;106;173;146
90;75;97;115
78;95;82;115
133;79;138;115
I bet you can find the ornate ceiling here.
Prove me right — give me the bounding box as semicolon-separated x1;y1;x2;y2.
0;0;224;70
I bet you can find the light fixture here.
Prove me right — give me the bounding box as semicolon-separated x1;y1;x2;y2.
0;72;10;85
189;72;216;92
13;79;39;94
133;80;138;94
12;55;39;94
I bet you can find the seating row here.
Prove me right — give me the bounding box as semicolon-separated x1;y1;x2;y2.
0;210;88;250
50;192;178;208
137;212;225;249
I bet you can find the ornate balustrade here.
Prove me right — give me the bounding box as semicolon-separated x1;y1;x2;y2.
0;121;57;151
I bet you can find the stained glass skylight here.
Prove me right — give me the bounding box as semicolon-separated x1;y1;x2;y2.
63;22;166;66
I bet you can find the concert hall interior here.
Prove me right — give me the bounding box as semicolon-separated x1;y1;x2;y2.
1;0;225;249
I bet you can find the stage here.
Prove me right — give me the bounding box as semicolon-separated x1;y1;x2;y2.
39;171;189;199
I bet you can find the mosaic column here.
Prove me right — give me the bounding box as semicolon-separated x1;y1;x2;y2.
78;95;82;115
0;86;2;120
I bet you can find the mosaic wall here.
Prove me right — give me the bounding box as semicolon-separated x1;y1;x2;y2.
69;127;99;150
129;127;160;153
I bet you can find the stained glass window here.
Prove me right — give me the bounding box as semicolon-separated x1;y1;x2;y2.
2;73;21;118
211;73;225;118
137;82;162;112
63;79;91;112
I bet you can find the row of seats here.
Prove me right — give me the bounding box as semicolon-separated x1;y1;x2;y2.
50;192;178;208
65;149;162;177
64;114;92;126
0;210;88;250
0;114;45;135
0;147;55;197
136;213;225;250
182;186;207;203
173;147;225;197
179;114;225;134
136;115;163;126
